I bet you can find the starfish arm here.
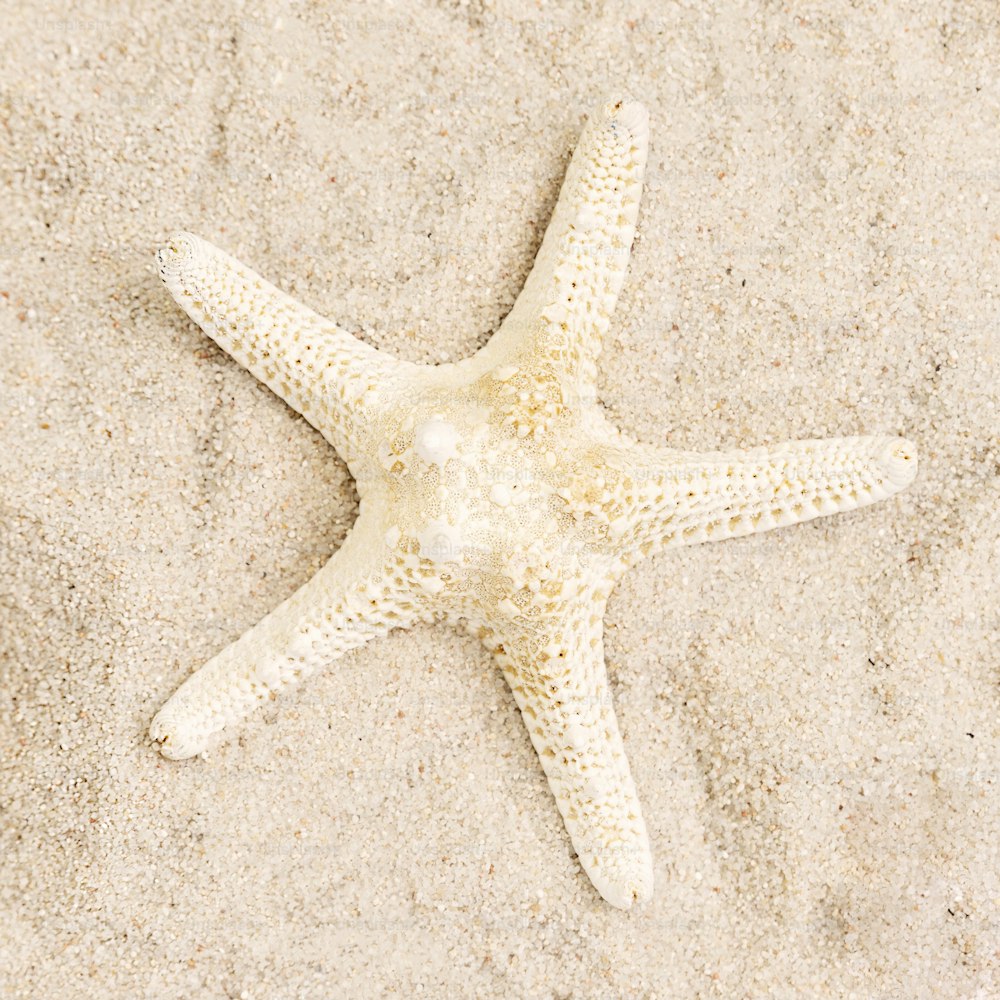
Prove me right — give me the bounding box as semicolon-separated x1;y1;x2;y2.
150;518;427;759
480;593;653;909
614;434;917;560
156;232;416;467
475;96;649;393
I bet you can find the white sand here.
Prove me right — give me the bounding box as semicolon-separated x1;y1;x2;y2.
2;2;998;997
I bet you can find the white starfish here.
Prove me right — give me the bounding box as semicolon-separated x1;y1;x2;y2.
149;96;917;909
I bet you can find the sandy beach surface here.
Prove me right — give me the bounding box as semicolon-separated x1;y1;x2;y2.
2;2;998;997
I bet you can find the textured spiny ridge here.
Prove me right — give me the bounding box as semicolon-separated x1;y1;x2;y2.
149;527;428;759
484;593;653;909
478;97;649;392
617;435;917;558
156;233;415;469
149;95;917;910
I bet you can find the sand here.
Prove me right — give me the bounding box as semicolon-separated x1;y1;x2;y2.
2;1;998;997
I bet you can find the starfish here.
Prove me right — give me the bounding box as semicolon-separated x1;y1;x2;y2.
149;95;917;909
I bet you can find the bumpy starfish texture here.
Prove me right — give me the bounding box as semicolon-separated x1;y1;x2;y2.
150;96;917;909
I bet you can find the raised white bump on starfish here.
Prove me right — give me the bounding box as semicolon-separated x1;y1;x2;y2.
149;96;917;909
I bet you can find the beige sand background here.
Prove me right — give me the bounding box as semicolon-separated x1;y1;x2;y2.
2;1;998;997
